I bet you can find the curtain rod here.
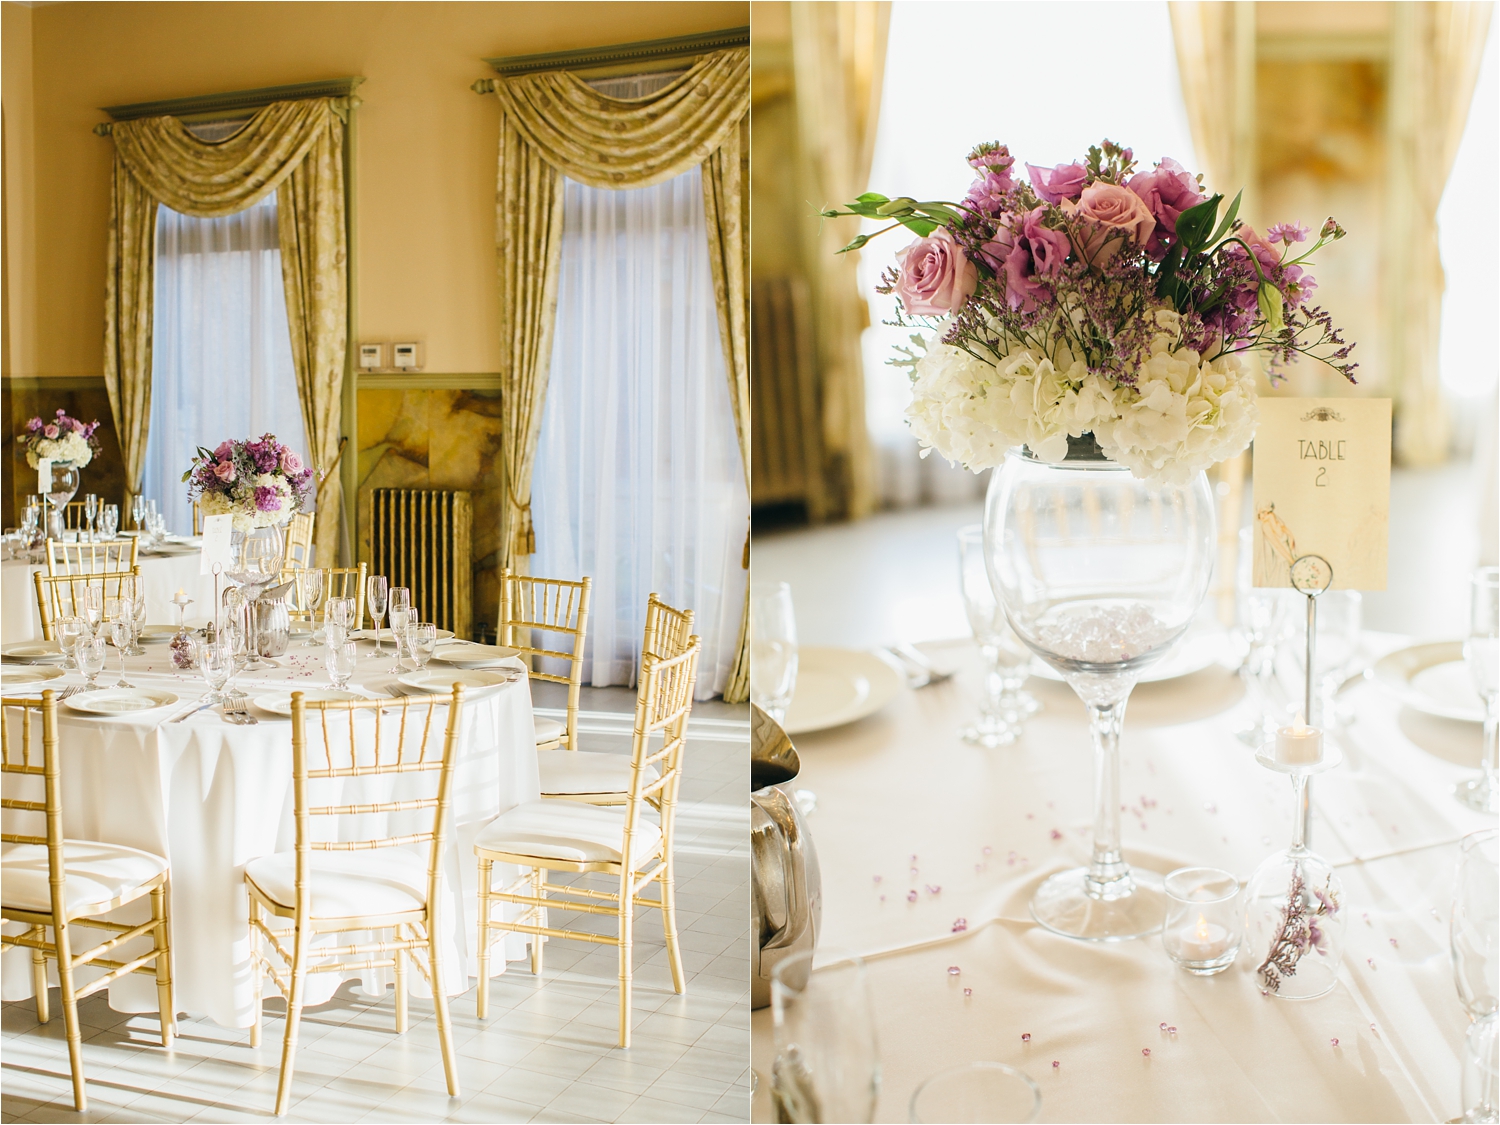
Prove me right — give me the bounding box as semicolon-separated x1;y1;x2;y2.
472;25;747;90
93;77;365;135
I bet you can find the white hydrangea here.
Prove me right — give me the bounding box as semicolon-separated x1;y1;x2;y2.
199;475;294;532
25;432;93;469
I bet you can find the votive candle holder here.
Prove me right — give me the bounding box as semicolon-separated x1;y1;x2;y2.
1163;866;1242;975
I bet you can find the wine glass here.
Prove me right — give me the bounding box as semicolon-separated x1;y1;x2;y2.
407;622;437;670
366;576;389;657
75;637;106;689
83;494;98;542
298;569;325;647
957;524;1037;747
1454;828;1499;1123
326;641;357;690
984;445;1215;941
388;587;412;668
198;636;234;705
751;582;798;725
771;949;880;1124
1461;568;1499;812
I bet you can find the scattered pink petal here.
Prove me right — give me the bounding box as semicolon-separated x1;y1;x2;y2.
963;987;972;998
951;918;968;933
1142;1048;1151;1057
946;965;961;976
906;890;917;903
1021;1033;1031;1042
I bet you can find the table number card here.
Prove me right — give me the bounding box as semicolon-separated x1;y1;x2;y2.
35;457;52;494
1252;397;1391;590
199;514;234;575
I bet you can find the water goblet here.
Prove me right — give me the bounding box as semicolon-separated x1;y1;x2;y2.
198;636;234;705
100;503;119;540
58;616;86;671
75;637;106;689
771;949;880;1124
958;524;1037;747
83;493;98;542
1460;568;1499;812
751;582;798;725
388;587;412;668
327;641;358;690
407;622;437;670
298;569;325;647
366;576;388;657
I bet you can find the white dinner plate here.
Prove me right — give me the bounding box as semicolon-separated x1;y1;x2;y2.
432;642;519;666
1373;641;1483;723
138;625;179;644
252;689;366;716
397;668;519;694
1;641;66;665
65;688;179;715
353;627;455;643
783;647;905;735
0;665;66;686
1028;622;1239;685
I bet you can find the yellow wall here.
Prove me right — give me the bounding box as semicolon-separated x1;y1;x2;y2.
3;0;747;378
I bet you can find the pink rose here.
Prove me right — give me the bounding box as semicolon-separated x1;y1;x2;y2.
1065;182;1157;266
1027;162;1088;204
43;424;60;439
280;449;303;473
214;441;234;461
894;228;977;316
1126;158;1203;257
213;461;237;482
1022;207;1071;278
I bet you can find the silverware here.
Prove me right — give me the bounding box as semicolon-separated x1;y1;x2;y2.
223;697;257;725
882;643;955;689
170;699;216;723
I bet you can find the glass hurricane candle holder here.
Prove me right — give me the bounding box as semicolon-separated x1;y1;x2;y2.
1163;867;1242;975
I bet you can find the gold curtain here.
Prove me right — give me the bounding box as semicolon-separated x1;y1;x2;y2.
489;47;751;694
103;98;348;549
788;1;890;521
1384;1;1493;466
1168;2;1258;210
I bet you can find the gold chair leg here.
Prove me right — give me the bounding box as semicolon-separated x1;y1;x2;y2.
151;884;175;1047
427;916;460;1097
617;890;634;1049
54;920;86;1112
661;856;686;995
29;927;49;1024
273;924;309;1117
394;943;408;1035
530;867;545;976
248;898;264;1049
476;858;492;1020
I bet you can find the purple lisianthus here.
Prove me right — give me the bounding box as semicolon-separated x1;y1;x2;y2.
254;486;282;512
1126;157;1203;258
1027;162;1088;205
214;441;234;460
1267;221;1309;244
1001;239;1047;312
1022;207;1071;278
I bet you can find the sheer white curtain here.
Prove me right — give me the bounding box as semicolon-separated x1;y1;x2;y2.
861;1;1199;508
532;164;748;699
141;190;307;535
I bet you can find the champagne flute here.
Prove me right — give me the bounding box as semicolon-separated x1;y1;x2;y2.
75;636;106;689
1453;828;1499;1123
326;640;357;690
81;581;104;637
83;493;98;542
105;599;134;688
131;494;146;532
771;950;880;1124
299;569;325;647
388;587;412;669
366;576;388;657
1461;568;1500;812
132;585;148;656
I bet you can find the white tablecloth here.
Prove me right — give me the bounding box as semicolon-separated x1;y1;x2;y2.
1;643;540;1028
2;547;218;643
751;634;1495;1123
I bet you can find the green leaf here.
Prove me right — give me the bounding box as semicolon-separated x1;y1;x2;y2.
1175;193;1221;251
896;216;939;238
855;192;890;205
1153;243;1184;300
1208;189;1242;245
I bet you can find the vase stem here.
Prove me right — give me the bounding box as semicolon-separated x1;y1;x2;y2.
1085;695;1133;897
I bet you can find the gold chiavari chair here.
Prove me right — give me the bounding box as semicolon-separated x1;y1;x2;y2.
32;568;142;641
538;593;695;806
45;536;139;576
1;690;175;1112
496;568;591;751
62;502;89;531
246;689;463;1116
278;563;368;628
284;511;315;568
474;637;701;1047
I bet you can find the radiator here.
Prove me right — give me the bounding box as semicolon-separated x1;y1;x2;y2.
751;276;824;518
365;489;473;640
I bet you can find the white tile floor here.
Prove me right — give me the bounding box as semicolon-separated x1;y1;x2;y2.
2;688;750;1125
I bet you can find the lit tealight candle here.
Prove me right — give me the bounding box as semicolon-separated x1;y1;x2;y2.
1178;913;1230;961
1276;714;1324;766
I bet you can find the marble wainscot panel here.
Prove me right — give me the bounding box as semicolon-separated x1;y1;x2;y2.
357;387;503;639
2;379;127;529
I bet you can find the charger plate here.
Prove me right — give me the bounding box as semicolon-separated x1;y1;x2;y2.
783;647;905;735
0;666;66;686
397;668;519;694
1;641;65;665
252;689;365;716
432;642;520;666
65;688;178;715
1373;641;1483;723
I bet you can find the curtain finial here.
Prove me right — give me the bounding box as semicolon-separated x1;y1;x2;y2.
471;79;496;95
93;122;113;137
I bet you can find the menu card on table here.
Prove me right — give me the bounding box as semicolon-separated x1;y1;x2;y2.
1251;397;1391;591
199;514;234;575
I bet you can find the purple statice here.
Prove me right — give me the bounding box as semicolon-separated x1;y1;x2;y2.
184;433;314;519
1256;869;1341;993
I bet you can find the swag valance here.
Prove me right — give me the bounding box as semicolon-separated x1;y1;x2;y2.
103;97;348;556
488;46;750;699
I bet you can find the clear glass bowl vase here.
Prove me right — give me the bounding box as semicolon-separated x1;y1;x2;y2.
983;436;1216;941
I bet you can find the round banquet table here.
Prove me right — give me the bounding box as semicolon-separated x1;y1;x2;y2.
2;541;219;644
750;633;1495;1124
0;640;539;1029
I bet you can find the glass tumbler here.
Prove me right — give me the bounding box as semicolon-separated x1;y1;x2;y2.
909;1062;1041;1124
1162;867;1242;975
771;949;880;1124
751;582;799;726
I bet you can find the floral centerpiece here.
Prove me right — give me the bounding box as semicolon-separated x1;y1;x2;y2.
20;409;101;468
184;433;313;532
825;139;1356;482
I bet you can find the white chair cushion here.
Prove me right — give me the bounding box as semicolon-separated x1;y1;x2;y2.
474;800;661;865
534;716;566;745
537;750;659;796
2;840;168;915
245;847;430;919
